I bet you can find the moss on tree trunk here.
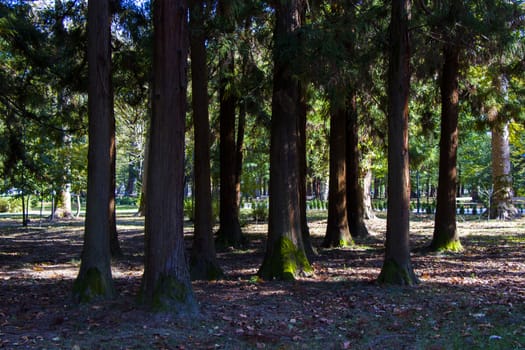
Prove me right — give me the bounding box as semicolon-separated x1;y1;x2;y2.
429;233;463;252
259;237;313;281
72;267;115;303
378;259;419;286
139;274;198;314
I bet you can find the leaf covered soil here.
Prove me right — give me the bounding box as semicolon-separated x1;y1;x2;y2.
0;214;524;349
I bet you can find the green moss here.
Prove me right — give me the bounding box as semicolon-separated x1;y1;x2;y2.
429;236;463;253
377;259;419;286
259;236;313;281
150;274;197;313
72;267;114;303
338;239;352;247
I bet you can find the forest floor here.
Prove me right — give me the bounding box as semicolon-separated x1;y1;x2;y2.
0;212;524;350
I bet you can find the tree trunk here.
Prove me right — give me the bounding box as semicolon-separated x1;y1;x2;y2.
430;43;463;252
189;0;223;280
73;0;116;302
378;0;418;285
235;102;246;210
258;0;312;281
140;0;197;314
362;168;375;219
298;82;316;257
216;1;244;248
490;116;517;219
109;99;122;258
324;103;353;247
346;91;369;238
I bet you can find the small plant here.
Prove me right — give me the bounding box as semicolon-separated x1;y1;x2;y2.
252;201;268;222
0;198;9;212
183;198;194;221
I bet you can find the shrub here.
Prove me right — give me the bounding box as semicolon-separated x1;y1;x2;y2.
252;201;268;222
183;199;194;221
0;198;9;212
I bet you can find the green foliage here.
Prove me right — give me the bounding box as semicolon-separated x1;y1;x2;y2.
0;198;9;212
251;200;268;222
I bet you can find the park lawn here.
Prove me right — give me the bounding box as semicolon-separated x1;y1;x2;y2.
0;214;524;349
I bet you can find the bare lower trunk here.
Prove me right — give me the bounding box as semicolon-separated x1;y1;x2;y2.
362;168;375;219
490;118;517;219
430;43;462;252
258;0;312;281
140;0;197;314
189;0;223;280
346;91;369;238
324;104;352;247
73;0;115;302
378;0;418;285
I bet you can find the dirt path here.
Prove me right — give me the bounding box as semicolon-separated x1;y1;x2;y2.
1;215;524;349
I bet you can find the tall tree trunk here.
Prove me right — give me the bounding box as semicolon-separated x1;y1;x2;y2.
258;0;312;281
109;94;122;257
378;0;418;285
140;0;197;313
323;103;353;247
346;91;369;238
73;0;116;302
430;43;463;252
490;115;517;219
362;168;375;219
235;102;246;210
298;82;316;257
216;1;244;248
137;125;150;217
189;0;223;280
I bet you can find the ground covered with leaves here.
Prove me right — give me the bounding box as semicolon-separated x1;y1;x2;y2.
1;212;524;349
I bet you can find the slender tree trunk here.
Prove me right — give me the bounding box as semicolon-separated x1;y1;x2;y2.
324;103;353;247
258;0;312;281
73;0;116;302
140;0;197;314
109;101;122;257
430;43;463;252
137;125;149;217
378;0;418;285
362;168;375;219
346;91;369;238
235;102;246;209
490;116;517;219
216;2;244;247
298;82;316;257
189;0;223;280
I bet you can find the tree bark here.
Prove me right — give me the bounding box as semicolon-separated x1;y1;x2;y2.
362;168;375;219
140;0;197;314
378;0;418;285
189;0;223;280
258;0;312;281
430;43;463;252
298;82;316;257
490;115;517;219
216;0;244;248
73;0;116;302
323;103;353;247
109;101;122;258
346;91;369;239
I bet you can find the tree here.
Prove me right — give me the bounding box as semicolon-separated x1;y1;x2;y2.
346;91;370;239
377;0;418;285
430;41;463;252
72;0;116;302
140;0;197;313
323;97;353;248
189;0;223;280
215;0;245;249
258;0;312;281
